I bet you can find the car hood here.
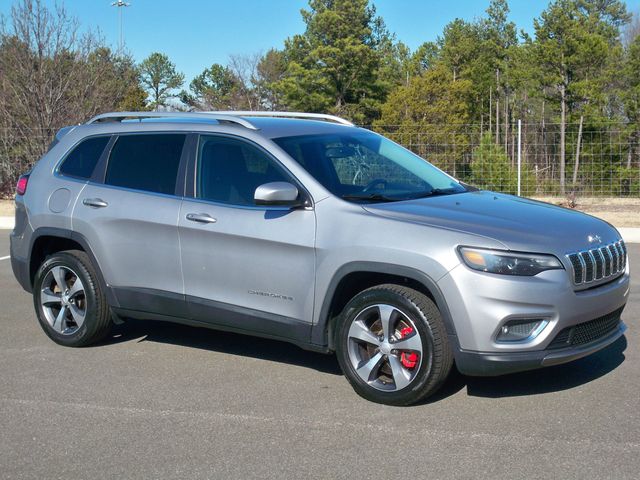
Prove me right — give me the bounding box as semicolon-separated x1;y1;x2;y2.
362;191;621;255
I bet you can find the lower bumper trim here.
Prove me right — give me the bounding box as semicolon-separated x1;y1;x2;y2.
454;322;627;377
10;254;31;293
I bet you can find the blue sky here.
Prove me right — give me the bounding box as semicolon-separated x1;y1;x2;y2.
0;1;635;84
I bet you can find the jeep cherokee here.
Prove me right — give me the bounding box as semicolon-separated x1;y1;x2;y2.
9;111;629;405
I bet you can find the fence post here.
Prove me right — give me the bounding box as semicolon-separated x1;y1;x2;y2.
517;119;522;196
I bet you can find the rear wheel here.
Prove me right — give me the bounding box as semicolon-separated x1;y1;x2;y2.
33;250;112;347
335;284;453;405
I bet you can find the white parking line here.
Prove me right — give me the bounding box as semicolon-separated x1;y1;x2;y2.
0;256;10;261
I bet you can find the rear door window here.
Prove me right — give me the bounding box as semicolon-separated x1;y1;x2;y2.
105;134;186;195
59;136;110;179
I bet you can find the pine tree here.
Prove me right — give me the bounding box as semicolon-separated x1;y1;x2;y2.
374;63;473;176
139;52;184;110
533;0;630;193
275;0;391;123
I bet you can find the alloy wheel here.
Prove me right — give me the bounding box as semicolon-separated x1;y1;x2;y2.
40;265;87;335
346;304;424;391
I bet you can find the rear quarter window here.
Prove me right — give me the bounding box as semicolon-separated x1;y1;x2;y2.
59;136;110;179
105;134;186;195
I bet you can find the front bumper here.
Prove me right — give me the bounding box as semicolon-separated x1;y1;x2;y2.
453;320;626;376
437;258;630;376
438;261;629;352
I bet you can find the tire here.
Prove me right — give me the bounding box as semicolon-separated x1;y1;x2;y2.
33;250;112;347
335;284;453;406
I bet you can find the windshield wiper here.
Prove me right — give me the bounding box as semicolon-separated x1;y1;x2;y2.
406;188;463;199
341;193;403;203
343;187;465;203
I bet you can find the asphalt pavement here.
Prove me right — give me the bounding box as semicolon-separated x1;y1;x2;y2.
0;232;638;479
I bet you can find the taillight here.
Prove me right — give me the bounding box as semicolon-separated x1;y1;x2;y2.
16;174;29;196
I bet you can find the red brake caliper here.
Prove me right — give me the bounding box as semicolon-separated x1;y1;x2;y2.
399;327;419;369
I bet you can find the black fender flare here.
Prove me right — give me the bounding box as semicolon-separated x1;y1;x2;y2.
311;261;459;350
28;227;119;307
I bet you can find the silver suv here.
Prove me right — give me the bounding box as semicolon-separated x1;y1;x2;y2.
9;111;629;405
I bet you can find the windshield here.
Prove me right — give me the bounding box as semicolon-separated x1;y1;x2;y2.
273;130;466;202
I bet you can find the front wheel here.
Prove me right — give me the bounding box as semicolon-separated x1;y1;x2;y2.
335;284;453;405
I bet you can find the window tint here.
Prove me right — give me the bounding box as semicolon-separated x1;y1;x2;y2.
105;134;186;195
274;132;465;202
197;136;292;206
59;136;109;179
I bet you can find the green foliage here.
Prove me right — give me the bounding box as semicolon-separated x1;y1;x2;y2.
533;0;630;117
1;0;639;198
181;63;239;110
85;48;149;112
411;42;440;73
470;133;535;194
439;19;482;82
376;64;473;125
254;49;287;109
273;0;395;123
374;63;473;174
612;166;640;196
139;52;184;109
623;35;640;123
118;84;149;111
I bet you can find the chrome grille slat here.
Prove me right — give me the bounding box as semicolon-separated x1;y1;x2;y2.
589;250;602;279
594;248;605;279
577;253;586;284
609;244;619;274
616;242;625;271
615;242;623;272
566;239;626;286
600;246;612;277
580;251;594;282
608;246;615;273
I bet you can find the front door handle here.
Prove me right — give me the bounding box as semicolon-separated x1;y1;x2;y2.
186;213;217;224
83;198;108;208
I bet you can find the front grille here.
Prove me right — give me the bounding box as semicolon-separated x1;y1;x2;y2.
566;240;626;286
547;307;624;350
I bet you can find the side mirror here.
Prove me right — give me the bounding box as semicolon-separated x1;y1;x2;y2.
254;182;302;207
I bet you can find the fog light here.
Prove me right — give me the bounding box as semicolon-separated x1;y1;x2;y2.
496;319;548;343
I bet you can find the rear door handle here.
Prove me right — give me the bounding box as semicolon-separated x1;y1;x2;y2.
82;198;108;208
186;213;217;224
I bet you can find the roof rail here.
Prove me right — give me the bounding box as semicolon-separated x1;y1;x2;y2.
205;111;355;126
85;111;259;130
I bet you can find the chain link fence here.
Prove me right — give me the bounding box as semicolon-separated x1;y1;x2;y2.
373;122;639;198
1;123;639;198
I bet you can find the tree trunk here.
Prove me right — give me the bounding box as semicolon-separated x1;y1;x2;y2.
522;92;528;168
627;129;637;169
559;83;566;195
511;115;516;168
480;97;484;137
154;86;161;111
504;92;508;155
489;89;492;138
495;69;500;146
572;115;584;186
542;100;549;176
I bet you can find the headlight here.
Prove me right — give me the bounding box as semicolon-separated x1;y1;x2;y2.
458;247;564;276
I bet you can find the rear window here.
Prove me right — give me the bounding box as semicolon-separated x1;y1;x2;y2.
105;134;186;195
59;136;110;179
